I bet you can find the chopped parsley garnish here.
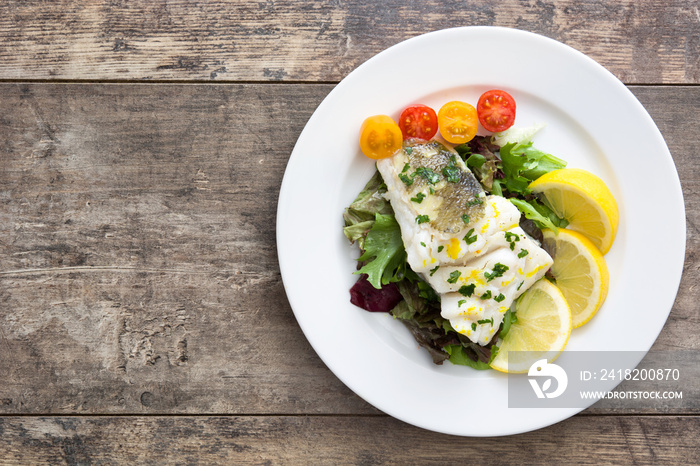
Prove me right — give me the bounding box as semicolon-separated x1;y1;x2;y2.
471;323;477;331
505;231;520;250
458;284;476;297
461;214;470;224
463;228;478;245
437;245;444;253
416;214;430;224
518;249;529;258
458;299;466;307
399;163;441;187
405;147;413;155
467;197;484;206
442;156;461;183
410;192;426;203
447;270;461;284
484;263;509;282
429;187;435;194
494;293;506;303
420;242;426;247
480;290;492;300
429;266;440;276
477;318;494;326
516;280;524;291
414;167;440;184
399;174;413;186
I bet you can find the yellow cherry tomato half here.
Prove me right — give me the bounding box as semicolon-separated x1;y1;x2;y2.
437;101;478;144
359;115;403;159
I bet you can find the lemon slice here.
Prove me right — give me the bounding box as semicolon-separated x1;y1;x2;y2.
490;279;572;373
528;168;619;254
542;229;609;329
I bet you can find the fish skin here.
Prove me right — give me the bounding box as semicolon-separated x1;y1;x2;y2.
387;139;485;233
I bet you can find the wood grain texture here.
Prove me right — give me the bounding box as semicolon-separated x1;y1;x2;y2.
1;1;698;461
0;83;377;415
0;415;698;464
629;87;700;355
0;83;697;419
0;0;698;84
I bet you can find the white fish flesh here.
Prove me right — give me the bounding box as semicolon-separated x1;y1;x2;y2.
376;139;553;345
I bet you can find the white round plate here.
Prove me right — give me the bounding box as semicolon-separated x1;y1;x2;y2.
276;27;685;436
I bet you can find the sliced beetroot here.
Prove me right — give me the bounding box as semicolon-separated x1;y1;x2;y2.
349;275;403;313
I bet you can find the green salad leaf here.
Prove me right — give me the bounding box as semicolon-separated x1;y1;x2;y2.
491;122;545;147
355;213;407;289
455;138;501;192
500;142;567;195
343;170;393;249
444;344;492;370
510;198;558;232
391;272;441;322
343;220;375;244
510;198;568;232
499;308;517;340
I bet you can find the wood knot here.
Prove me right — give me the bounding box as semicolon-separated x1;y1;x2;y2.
140;391;155;407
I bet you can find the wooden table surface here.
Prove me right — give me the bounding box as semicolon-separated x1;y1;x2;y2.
0;1;698;464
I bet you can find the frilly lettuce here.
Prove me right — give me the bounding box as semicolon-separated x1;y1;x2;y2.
355;213;407;288
510;198;569;233
492;122;546;147
499;141;568;195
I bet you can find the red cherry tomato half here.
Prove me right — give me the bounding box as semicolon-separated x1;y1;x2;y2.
477;90;517;133
398;104;438;140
